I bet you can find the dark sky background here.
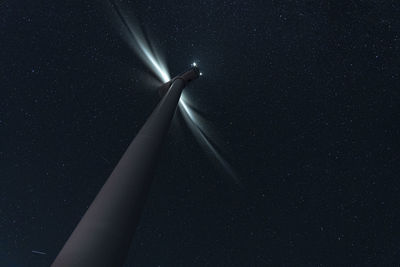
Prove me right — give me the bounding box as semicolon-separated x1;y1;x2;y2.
1;0;400;266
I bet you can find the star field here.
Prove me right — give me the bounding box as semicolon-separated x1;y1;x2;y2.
1;0;400;266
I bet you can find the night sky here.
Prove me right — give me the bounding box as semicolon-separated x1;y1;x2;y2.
1;0;400;266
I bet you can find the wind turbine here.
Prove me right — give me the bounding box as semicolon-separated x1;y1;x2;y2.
52;2;236;266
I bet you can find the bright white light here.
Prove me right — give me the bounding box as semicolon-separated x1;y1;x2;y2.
112;4;170;83
192;62;197;67
179;94;239;184
200;72;203;76
137;42;170;82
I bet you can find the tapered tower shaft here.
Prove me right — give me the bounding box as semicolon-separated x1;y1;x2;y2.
52;67;200;267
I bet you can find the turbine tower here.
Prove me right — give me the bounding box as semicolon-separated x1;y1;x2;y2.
52;66;200;267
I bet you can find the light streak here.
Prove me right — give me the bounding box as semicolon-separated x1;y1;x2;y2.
32;250;46;255
110;0;170;83
179;94;239;184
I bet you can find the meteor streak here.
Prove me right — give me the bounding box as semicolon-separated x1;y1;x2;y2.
32;250;46;255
